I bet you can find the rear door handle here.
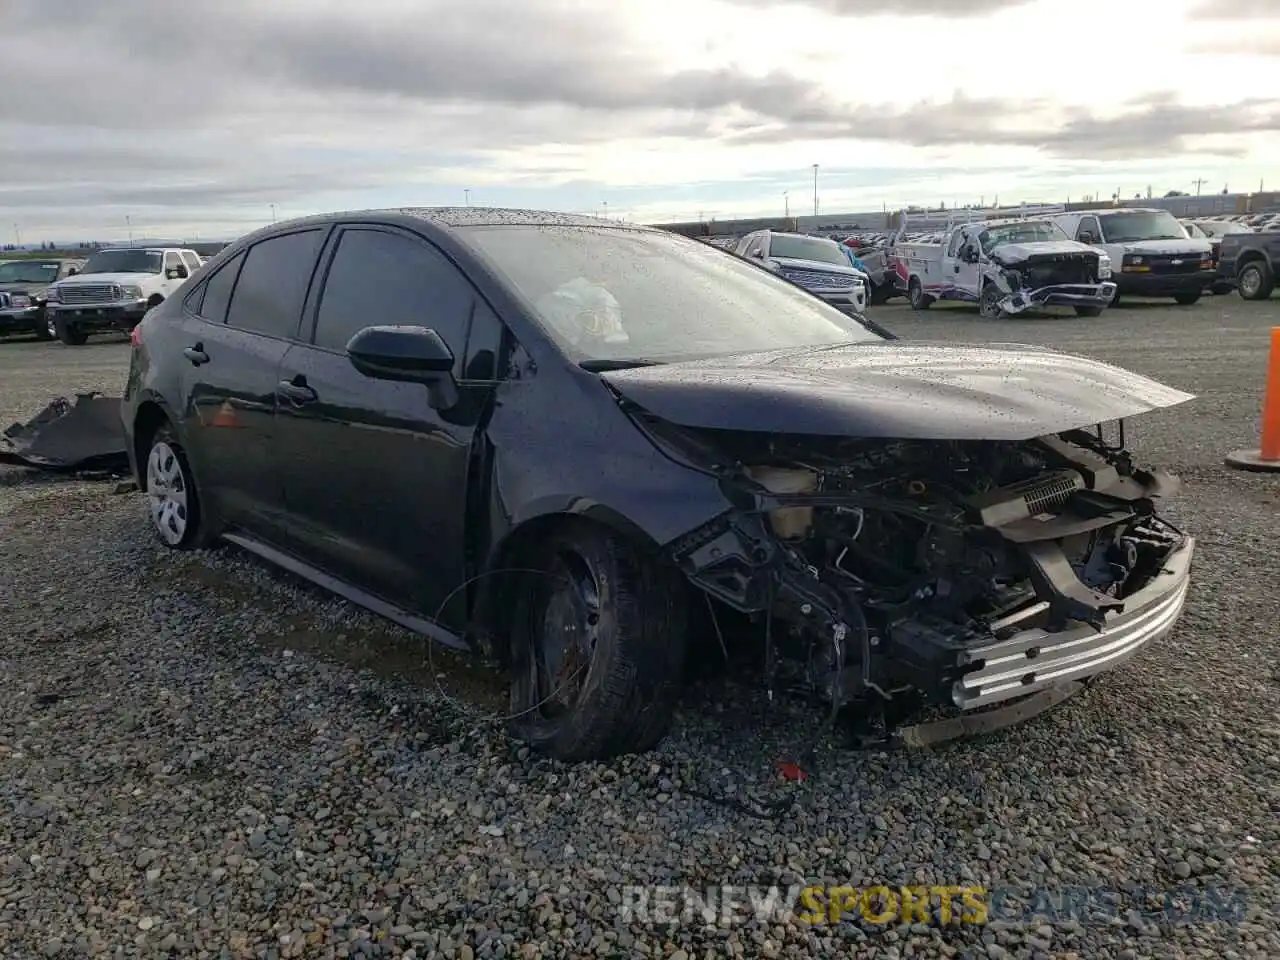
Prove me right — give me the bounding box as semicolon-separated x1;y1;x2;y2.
277;376;318;403
183;344;209;365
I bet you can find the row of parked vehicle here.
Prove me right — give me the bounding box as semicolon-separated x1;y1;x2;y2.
0;247;205;345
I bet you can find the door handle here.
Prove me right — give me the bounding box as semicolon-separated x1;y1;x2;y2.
277;376;318;403
183;344;209;365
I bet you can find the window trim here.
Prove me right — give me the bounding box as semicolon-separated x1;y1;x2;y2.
221;226;331;342
183;249;246;322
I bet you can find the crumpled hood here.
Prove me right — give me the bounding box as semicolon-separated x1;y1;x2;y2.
601;341;1194;441
1115;238;1211;256
991;240;1099;263
54;271;159;286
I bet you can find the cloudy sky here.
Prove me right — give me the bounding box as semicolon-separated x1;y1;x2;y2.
3;0;1278;242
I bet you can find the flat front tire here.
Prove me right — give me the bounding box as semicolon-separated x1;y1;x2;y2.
979;284;1006;319
143;425;209;550
508;520;687;761
34;306;54;341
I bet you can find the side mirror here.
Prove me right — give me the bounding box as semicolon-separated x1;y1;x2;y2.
347;325;458;408
1078;232;1096;244
67;268;79;276
167;267;188;279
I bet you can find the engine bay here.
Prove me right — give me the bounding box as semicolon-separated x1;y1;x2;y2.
666;424;1187;716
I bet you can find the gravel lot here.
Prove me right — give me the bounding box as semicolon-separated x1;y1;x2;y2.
2;300;1279;959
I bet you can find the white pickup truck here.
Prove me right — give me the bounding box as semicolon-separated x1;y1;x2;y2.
45;246;201;344
889;217;1117;318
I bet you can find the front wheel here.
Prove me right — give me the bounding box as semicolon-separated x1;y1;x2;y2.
1173;290;1202;306
53;315;88;345
33;306;54;341
143;425;209;550
508;521;687;761
978;284;1006;319
1238;261;1275;301
1074;306;1103;317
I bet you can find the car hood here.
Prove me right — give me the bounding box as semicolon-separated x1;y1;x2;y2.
54;272;158;285
0;281;50;293
771;256;863;279
1114;239;1211;256
601;341;1194;441
990;240;1098;262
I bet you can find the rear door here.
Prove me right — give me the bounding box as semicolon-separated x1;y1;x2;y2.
179;228;328;538
273;223;497;622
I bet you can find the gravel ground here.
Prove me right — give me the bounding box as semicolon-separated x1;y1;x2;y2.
2;299;1279;959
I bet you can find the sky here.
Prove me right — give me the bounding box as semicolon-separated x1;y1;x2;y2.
2;0;1279;242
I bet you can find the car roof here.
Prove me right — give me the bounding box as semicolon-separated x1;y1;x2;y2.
257;206;653;234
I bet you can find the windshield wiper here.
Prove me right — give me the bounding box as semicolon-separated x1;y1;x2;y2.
579;358;666;371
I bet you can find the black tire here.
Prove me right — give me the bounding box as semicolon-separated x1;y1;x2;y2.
1074;306;1103;317
1210;281;1234;295
33;306;54;341
978;284;1005;319
508;520;687;761
53;315;88;345
907;277;932;311
141;424;211;550
1173;290;1202;306
1237;260;1275;301
868;282;891;306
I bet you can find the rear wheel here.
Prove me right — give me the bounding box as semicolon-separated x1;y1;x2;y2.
908;277;932;311
143;425;209;550
1173;290;1202;306
1074;306;1103;317
53;315;88;345
1237;260;1275;301
508;520;687;761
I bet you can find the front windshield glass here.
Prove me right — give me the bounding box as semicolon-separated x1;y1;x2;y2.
766;234;849;266
978;220;1069;253
80;250;163;275
461;225;883;365
0;261;60;284
1199;221;1250;237
1098;210;1186;243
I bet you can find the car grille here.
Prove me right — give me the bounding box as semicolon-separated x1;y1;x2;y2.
1020;255;1095;287
781;268;856;291
59;283;120;305
1143;255;1203;275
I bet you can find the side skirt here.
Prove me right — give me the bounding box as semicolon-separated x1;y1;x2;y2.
221;532;471;652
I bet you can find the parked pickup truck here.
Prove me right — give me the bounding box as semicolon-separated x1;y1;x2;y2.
0;258;85;340
890;217;1116;318
1217;230;1278;301
45;246;202;345
734;230;868;314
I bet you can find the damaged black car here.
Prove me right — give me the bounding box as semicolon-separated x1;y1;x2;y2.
121;209;1196;761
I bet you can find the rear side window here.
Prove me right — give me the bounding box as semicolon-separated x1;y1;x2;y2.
311;228;473;373
189;252;244;322
225;229;324;340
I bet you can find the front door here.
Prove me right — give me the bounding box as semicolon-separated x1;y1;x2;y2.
273;224;496;626
942;227;980;300
179;228;327;538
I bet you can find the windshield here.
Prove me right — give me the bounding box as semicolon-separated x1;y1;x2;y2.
0;261;61;285
767;234;849;266
460;225;882;365
978;220;1070;252
1098;210;1186;243
80;250;163;275
1198;221;1250;237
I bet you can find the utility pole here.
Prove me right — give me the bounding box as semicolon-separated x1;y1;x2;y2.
464;189;471;206
603;201;608;219
12;224;19;247
270;203;277;223
1192;177;1207;195
126;215;133;247
812;164;819;217
783;192;789;218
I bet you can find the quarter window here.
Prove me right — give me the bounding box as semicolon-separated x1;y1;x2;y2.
191;251;245;322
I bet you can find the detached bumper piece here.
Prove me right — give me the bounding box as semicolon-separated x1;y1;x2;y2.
1000;282;1117;314
953;536;1194;709
1;393;129;470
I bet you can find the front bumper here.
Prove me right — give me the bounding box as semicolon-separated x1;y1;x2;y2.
1115;270;1214;296
816;286;868;313
0;305;43;331
50;300;149;328
1000;281;1117;314
952;535;1194;709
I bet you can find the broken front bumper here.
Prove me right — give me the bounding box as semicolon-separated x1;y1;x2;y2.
953;535;1194;709
1000;281;1117;314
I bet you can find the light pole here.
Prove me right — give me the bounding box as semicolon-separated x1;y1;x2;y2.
464;189;471;206
812;164;819;217
126;215;133;247
784;192;789;218
12;224;19;247
603;201;609;219
270;204;277;223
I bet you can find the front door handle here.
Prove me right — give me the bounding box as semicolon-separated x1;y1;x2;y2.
277;376;318;403
182;343;209;365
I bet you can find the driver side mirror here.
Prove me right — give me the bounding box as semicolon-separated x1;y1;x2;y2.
961;246;980;263
1078;231;1097;244
166;265;189;279
347;324;458;409
67;268;79;276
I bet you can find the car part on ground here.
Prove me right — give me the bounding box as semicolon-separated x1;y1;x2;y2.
121;207;1198;762
1;393;129;470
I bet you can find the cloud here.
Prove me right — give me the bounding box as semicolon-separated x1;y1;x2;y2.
718;0;1033;15
1189;36;1280;55
1187;0;1280;18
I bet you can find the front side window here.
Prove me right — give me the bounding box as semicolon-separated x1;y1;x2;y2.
460;225;882;366
80;250;163;275
224;230;324;340
311;228;473;374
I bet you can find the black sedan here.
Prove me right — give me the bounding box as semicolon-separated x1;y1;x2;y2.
122;208;1196;760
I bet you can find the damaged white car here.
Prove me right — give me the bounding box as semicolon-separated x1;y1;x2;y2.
892;218;1117;318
